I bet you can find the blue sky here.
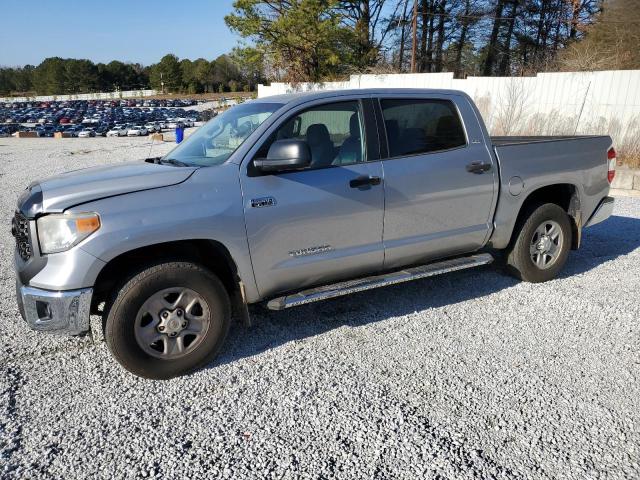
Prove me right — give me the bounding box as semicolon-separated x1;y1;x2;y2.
0;0;242;67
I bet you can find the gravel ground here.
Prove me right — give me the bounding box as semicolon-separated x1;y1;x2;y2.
0;137;639;479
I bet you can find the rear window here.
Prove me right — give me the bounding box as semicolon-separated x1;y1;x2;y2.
380;99;466;157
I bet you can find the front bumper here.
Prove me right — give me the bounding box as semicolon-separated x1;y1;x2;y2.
585;196;614;227
18;283;92;336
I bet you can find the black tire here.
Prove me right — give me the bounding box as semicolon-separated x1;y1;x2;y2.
505;203;572;283
104;262;231;379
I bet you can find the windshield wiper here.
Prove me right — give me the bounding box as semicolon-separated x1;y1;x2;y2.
156;158;190;167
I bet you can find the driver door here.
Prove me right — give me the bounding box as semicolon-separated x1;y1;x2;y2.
240;99;385;298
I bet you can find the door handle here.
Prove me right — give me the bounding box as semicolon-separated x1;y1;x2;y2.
466;162;492;174
349;175;381;188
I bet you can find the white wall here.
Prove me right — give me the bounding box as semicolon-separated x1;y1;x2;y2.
0;89;158;103
258;71;640;160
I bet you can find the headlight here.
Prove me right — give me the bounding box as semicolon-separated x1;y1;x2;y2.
37;212;100;254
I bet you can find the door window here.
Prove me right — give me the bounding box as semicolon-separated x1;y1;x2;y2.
380;99;466;158
258;101;366;170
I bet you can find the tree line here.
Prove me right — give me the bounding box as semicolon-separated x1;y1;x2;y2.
225;0;637;81
1;0;636;96
0;53;263;97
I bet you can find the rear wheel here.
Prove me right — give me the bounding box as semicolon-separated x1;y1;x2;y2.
105;262;230;379
505;203;572;283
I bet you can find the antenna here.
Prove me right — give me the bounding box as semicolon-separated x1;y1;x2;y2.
574;81;591;135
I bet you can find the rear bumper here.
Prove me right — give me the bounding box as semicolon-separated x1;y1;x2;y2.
585;196;614;227
17;282;92;336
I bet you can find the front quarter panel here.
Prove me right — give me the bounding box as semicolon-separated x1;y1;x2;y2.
69;164;260;302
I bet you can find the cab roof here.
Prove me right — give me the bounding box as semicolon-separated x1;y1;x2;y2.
251;88;466;107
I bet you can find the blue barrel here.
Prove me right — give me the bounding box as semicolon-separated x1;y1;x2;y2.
175;126;184;144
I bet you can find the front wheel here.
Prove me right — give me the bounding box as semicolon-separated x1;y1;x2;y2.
505;203;572;283
105;262;231;379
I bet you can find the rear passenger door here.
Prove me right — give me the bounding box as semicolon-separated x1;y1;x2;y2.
377;95;497;269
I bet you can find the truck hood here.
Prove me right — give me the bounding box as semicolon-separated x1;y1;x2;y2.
17;161;197;216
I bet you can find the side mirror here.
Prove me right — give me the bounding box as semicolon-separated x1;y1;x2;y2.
254;139;311;173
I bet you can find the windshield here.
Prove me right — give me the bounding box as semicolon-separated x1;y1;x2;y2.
162;101;283;167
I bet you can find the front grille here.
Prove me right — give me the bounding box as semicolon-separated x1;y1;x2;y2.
12;212;32;261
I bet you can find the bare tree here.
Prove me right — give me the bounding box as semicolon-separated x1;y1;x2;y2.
337;0;393;66
495;77;531;134
559;0;640;71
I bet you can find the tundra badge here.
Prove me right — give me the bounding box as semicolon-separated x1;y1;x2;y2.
289;245;333;257
251;197;277;208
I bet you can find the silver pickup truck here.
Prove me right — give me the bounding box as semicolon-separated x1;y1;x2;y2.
12;89;616;379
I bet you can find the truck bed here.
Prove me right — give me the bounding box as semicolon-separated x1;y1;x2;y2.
490;135;603;146
487;134;612;250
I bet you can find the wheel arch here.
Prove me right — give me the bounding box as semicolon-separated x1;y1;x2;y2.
508;183;582;250
92;239;241;311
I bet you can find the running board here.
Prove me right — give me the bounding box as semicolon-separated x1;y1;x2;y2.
266;253;494;311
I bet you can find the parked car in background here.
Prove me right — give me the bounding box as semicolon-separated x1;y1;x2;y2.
66;126;84;137
145;122;161;133
107;126;127;137
78;128;96;138
95;125;110;136
43;126;57;137
35;125;55;137
126;125;148;136
0;98;206;139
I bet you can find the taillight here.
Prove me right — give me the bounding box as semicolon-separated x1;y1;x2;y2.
607;147;616;183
